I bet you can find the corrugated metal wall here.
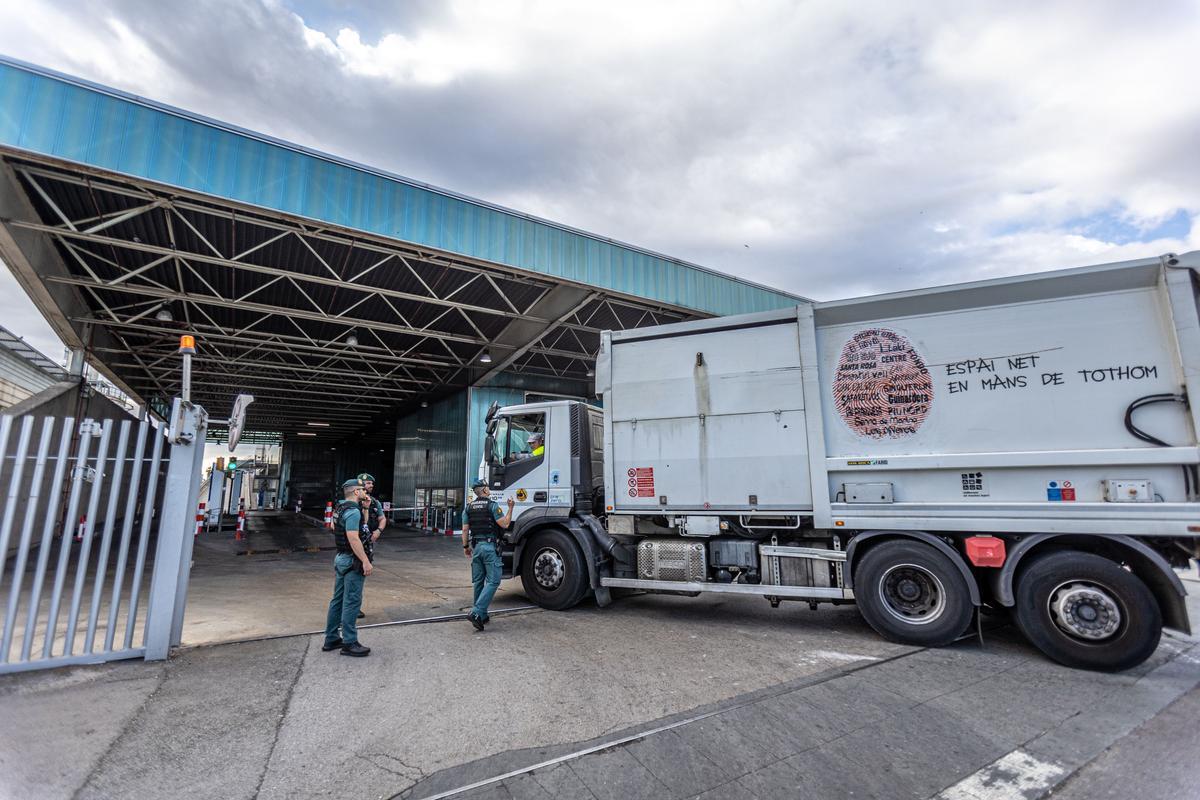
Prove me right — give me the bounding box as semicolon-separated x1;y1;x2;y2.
393;392;468;509
0;58;801;318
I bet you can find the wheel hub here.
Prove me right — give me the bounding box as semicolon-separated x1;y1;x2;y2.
878;564;945;625
532;547;565;590
1049;581;1121;641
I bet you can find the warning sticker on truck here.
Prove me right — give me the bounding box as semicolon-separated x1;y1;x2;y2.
1047;480;1076;501
833;328;933;440
627;467;655;498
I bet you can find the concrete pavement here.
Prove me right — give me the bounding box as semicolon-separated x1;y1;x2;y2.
1;534;1197;800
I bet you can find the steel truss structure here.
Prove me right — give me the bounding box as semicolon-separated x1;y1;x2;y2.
0;154;699;440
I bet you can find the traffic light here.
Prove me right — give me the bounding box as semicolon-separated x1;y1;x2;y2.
227;457;238;472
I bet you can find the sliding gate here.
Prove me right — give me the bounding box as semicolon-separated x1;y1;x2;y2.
0;400;206;674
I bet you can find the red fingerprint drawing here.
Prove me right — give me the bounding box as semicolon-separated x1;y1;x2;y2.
833;329;932;439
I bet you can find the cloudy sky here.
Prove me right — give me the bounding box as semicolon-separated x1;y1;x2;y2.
2;0;1198;360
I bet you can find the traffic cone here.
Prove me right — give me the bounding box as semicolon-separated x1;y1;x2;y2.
75;515;86;542
194;502;206;536
235;501;246;541
323;502;333;529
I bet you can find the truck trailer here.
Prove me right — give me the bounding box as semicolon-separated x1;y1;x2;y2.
479;251;1200;670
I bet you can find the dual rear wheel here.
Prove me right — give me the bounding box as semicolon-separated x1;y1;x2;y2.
854;540;1162;671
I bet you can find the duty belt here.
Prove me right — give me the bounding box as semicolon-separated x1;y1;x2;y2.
471;536;499;545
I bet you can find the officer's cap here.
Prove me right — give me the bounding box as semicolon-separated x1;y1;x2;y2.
342;478;365;490
471;478;487;490
357;472;375;482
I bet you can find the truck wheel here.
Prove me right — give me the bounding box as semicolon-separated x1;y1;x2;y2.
520;527;589;610
853;540;974;647
1013;551;1161;671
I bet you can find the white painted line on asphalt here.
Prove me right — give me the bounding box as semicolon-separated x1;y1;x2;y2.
934;749;1067;800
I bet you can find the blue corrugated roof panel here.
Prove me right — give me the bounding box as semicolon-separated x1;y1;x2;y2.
0;56;802;316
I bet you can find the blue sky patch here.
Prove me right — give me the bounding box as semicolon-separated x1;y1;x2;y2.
1065;207;1191;245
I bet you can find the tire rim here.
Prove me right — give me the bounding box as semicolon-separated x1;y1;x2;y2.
1047;581;1122;641
532;547;565;590
878;563;946;625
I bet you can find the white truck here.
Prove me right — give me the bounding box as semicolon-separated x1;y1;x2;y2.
480;251;1200;670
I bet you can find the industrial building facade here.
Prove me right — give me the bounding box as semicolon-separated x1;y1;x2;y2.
0;56;803;513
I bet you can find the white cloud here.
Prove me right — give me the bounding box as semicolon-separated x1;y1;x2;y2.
0;0;1195;336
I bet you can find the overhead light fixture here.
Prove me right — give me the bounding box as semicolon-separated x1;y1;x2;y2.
154;306;173;322
345;334;359;347
479;350;492;364
420;400;428;408
297;432;317;437
587;367;595;377
306;422;329;427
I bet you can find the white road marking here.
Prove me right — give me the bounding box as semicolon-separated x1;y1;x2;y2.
808;649;879;663
935;749;1068;800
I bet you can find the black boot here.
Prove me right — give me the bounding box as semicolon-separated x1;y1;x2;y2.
321;638;343;652
340;641;371;657
467;612;485;631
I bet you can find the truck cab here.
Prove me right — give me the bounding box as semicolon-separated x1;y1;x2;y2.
483;400;604;520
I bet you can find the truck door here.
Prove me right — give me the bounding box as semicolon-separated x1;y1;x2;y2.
490;410;549;520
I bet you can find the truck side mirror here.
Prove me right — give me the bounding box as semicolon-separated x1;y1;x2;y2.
484;434;496;465
485;401;501;423
486;418;497;437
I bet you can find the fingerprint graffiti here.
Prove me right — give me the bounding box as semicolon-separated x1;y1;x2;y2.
833;328;933;439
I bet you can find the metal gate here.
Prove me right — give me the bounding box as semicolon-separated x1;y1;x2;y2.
0;399;206;674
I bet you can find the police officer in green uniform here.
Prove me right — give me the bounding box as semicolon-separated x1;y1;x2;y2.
461;478;515;631
323;478;373;656
355;472;387;619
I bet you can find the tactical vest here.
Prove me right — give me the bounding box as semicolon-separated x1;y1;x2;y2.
466;498;500;544
333;499;363;554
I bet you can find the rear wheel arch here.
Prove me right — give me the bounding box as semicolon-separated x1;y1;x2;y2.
995;533;1189;634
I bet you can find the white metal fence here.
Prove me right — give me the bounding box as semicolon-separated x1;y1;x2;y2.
0;400;206;674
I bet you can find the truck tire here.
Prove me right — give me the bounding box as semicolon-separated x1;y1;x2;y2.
853;539;974;647
1013;551;1161;671
520;527;589;610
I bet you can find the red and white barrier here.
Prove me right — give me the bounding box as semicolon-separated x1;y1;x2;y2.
235;501;246;541
75;515;86;542
323;501;334;529
194;501;206;536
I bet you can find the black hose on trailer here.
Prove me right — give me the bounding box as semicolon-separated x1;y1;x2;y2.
1123;392;1194;499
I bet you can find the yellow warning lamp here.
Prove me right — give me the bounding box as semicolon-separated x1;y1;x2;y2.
179;334;196;354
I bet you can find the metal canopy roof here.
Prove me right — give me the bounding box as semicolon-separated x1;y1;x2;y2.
0;155;697;440
0;56;804;443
